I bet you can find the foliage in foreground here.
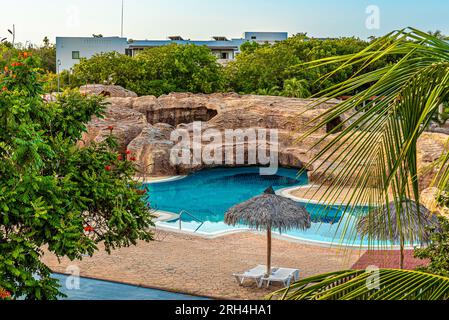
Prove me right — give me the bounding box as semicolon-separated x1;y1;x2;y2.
0;37;56;73
0;52;154;300
415;216;449;277
293;27;449;250
268;27;449;301
268;269;449;300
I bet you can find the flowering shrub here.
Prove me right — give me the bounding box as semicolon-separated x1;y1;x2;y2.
0;53;154;300
0;288;11;300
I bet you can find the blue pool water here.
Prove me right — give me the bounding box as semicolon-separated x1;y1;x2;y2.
54;274;208;300
148;167;377;246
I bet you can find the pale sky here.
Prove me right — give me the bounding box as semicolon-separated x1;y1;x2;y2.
1;0;449;45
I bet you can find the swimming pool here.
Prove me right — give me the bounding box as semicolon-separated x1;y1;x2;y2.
54;274;208;300
147;167;390;247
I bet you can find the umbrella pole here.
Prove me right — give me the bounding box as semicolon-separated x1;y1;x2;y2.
267;227;272;276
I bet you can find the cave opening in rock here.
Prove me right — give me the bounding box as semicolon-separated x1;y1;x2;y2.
326;117;343;133
146;107;218;126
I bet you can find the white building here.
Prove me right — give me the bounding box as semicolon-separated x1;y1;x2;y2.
56;37;128;71
56;32;288;72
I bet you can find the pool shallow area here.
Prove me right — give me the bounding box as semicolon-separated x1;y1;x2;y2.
54;274;209;300
148;167;393;247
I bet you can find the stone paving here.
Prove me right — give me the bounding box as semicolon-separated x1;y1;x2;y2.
42;230;364;300
351;250;429;270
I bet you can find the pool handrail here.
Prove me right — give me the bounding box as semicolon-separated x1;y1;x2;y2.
177;210;205;233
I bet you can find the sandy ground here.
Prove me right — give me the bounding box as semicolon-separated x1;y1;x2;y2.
42;230;364;300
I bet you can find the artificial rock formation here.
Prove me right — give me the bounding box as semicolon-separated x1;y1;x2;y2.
81;90;343;177
80;86;449;191
80;84;138;98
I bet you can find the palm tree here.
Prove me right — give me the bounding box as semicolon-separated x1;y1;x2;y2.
296;28;449;255
269;28;449;299
428;30;449;40
268;269;449;300
282;78;311;98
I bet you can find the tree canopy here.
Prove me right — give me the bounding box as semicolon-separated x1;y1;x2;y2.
59;35;394;98
0;52;154;300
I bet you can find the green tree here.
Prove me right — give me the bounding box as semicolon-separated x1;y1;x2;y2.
1;38;56;75
70;51;143;92
225;35;374;95
135;44;224;95
226;43;300;94
281;78;311;98
415;216;449;277
70;44;224;96
30;37;56;73
0;52;154;300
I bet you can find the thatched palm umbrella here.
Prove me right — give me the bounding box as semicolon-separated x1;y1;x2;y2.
357;200;440;269
225;187;311;275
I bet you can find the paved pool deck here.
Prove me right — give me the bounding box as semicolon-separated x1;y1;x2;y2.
285;184;392;205
41;182;429;300
42;230;364;300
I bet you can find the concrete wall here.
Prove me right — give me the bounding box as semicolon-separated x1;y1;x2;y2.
56;37;128;71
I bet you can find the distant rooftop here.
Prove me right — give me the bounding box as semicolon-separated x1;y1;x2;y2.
168;36;184;41
127;32;288;49
213;36;229;41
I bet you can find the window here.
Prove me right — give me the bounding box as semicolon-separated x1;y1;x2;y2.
251;36;257;40
221;52;228;59
72;51;80;59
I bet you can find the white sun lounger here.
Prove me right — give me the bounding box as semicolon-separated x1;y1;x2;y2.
234;265;275;287
262;268;300;287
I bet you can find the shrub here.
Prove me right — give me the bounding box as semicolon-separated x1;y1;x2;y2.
0;52;154;300
415;216;449;277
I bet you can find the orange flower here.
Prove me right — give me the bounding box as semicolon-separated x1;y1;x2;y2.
2;87;7;92
4;66;8;72
0;288;11;300
84;226;95;232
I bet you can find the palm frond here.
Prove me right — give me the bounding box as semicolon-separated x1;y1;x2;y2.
267;269;449;300
295;28;449;246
